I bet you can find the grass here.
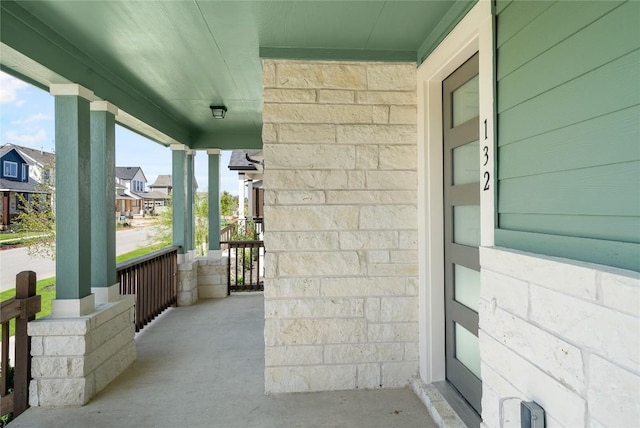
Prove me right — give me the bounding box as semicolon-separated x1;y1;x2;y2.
1;243;168;338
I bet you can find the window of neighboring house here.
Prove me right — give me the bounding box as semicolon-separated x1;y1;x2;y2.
3;161;18;178
22;164;28;181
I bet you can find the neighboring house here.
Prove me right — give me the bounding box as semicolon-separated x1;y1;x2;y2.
228;150;264;219
148;174;172;195
115;166;147;216
0;143;54;230
147;174;198;209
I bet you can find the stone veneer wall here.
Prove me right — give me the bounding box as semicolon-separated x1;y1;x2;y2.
178;256;229;306
479;247;640;427
262;59;419;393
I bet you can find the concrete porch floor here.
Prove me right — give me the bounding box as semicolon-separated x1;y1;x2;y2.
11;294;437;428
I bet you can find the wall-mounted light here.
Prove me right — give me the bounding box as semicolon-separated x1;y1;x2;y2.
209;105;227;119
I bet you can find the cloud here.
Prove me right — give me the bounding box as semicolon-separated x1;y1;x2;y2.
5;129;47;145
11;113;51;126
0;73;28;105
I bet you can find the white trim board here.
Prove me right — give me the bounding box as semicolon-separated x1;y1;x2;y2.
416;0;494;386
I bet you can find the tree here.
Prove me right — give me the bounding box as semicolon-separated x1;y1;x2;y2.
220;191;237;217
15;162;56;260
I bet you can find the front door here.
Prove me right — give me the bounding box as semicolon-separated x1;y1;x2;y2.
442;52;482;414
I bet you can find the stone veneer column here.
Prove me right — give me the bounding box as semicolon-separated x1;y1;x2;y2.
262;60;418;393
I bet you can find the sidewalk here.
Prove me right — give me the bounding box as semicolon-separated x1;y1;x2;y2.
11;294;437;428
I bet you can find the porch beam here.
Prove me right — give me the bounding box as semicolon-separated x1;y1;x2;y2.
90;101;118;303
50;83;95;314
207;149;221;255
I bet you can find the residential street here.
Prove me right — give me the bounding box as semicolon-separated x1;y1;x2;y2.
0;224;160;292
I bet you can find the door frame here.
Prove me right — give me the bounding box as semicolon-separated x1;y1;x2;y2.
416;0;494;387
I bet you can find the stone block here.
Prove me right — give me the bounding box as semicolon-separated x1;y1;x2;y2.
337;124;416;144
378;145;417;170
31;336;43;356
87;324;135;373
381;361;418;387
265;345;324;366
339;231;398;250
262;123;277;143
367;250;390;263
275;190;326;205
367;322;418;342
480;304;584;393
277;123;336;143
276;62;367;90
406;277;418;296
390;250;418;264
324;343;404;364
28;317;90;337
326;190;416;205
355;145;379;170
263;278;321;298
265;205;359;231
480;269;529;318
359;205;417;230
267;231;339;251
91;311;132;349
265;365;356;393
321;277;406;297
35;376;94;406
588;354;640;427
481;332;586;428
265;253;278;279
348;171;365;189
266;143;355;169
368;263;418;277
263;103;372;124
356;91;416;105
389;106;417;124
279;251;362;277
600;270;640;316
91;296;135;328
264;169;348;190
265;298;363;318
317;89;355;104
404;342;419;361
480;247;597;300
365;298;381;322
380;297;418;322
265;318;367;346
263;60;276;88
31;356;84;378
530;284;640;372
366;170;416;190
356;363;381;389
373;105;389;123
263;88;316;103
43;335;89;356
367;64;416;91
398;231;418;250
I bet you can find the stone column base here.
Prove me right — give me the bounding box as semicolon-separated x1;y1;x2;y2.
177;261;198;306
28;295;136;406
198;255;229;298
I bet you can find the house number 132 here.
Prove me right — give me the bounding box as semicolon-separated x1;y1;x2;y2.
483;119;490;191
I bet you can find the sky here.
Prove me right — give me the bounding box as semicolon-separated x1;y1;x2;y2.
0;71;239;195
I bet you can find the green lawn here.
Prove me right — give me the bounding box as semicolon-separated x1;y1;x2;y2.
1;243;167;337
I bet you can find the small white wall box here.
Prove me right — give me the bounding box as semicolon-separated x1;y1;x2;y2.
521;401;545;428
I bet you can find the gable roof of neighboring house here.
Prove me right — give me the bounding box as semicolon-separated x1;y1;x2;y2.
149;174;172;188
9;144;54;168
0;144;30;164
115;166;147;182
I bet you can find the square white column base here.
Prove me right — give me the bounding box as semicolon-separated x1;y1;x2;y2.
51;294;96;318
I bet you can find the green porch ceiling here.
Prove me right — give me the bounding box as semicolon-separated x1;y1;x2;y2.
0;0;475;149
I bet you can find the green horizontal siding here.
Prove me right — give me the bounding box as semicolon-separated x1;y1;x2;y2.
496;0;640;271
497;1;622;80
498;1;639;113
499;49;639;144
499;106;640;179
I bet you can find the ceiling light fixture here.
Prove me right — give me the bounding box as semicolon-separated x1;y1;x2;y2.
209;105;227;119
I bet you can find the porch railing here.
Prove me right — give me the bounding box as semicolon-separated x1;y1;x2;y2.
1;271;41;421
117;246;179;332
222;240;264;293
220;223;236;251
